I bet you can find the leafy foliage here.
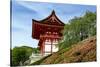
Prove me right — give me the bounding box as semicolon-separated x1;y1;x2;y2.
59;11;96;50
11;46;39;66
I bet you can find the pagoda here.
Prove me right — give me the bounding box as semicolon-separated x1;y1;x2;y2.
32;10;65;55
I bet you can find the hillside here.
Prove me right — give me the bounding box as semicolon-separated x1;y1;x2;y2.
31;36;96;65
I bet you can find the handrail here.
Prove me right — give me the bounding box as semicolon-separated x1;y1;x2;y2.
40;34;61;39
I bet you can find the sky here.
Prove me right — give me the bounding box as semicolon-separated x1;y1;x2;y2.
11;1;96;48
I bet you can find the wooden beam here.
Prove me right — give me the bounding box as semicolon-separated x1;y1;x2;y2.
51;39;53;54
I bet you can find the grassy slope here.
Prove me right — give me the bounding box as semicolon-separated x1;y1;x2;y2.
31;36;96;65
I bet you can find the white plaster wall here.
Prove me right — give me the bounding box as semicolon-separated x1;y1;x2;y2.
44;44;58;52
52;45;58;52
44;40;58;53
45;45;51;52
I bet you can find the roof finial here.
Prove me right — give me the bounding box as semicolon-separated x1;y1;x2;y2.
52;10;55;14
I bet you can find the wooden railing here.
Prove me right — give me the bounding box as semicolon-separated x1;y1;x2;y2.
40;34;61;39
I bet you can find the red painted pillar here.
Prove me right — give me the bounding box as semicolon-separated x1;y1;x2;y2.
51;39;53;54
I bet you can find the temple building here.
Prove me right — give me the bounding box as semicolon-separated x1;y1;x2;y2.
32;10;65;56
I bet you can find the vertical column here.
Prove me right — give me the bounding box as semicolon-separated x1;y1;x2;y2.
42;41;44;56
40;41;43;56
40;44;43;55
40;35;45;56
51;39;53;54
39;35;42;55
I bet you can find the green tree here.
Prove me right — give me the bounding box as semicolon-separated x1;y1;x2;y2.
58;11;96;50
11;47;29;66
11;46;39;66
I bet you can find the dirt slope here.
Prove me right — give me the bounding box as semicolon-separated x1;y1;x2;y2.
32;36;96;65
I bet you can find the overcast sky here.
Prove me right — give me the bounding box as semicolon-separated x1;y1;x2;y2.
11;1;96;48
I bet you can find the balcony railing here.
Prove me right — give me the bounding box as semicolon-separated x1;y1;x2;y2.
40;34;61;39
